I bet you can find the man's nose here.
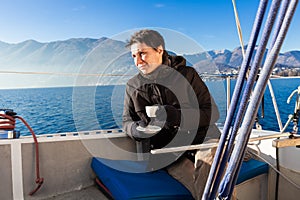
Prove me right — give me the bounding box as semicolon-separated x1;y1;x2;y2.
135;55;144;66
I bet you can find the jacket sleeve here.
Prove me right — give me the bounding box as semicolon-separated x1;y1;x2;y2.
122;83;137;139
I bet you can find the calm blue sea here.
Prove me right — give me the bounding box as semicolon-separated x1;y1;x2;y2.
0;77;299;136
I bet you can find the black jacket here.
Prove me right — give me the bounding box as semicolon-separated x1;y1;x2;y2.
123;51;219;150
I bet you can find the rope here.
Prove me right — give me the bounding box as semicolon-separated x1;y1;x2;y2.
218;0;298;198
269;0;292;50
220;0;282;195
15;116;44;195
202;1;269;199
223;0;283;196
0;113;44;195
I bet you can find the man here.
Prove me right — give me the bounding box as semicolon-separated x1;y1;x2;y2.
122;29;220;199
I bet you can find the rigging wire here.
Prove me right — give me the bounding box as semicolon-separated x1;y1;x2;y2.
248;146;300;190
0;70;133;77
232;0;246;59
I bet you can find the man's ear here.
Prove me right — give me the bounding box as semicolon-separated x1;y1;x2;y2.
157;45;164;55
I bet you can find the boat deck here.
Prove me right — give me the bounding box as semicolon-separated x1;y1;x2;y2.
46;186;108;200
1;129;299;200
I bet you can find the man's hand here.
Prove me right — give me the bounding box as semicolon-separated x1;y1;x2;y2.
136;111;150;127
155;105;181;129
130;111;151;141
131;121;147;141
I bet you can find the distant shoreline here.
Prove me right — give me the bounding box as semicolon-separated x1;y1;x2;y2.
0;76;299;90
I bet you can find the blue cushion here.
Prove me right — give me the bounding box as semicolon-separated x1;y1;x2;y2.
91;157;193;200
236;158;269;184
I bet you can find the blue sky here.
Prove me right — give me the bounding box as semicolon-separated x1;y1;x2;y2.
0;0;299;52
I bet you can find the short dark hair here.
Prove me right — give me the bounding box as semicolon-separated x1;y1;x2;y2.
126;29;165;49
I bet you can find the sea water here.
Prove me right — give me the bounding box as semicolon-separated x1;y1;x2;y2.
0;77;299;136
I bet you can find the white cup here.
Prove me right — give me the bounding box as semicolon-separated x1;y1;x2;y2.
145;106;159;117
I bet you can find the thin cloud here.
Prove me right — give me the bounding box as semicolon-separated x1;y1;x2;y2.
154;3;165;8
72;5;86;12
203;34;216;39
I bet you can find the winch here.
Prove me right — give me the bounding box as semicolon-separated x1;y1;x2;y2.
0;109;20;139
0;108;44;195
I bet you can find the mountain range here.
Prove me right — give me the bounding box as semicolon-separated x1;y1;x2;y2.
0;38;299;88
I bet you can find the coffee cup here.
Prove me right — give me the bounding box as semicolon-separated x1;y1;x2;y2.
145;106;159;117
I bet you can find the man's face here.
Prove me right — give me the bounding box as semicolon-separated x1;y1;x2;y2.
130;42;163;74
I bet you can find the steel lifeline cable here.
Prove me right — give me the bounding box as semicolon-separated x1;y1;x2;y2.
0;109;44;196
